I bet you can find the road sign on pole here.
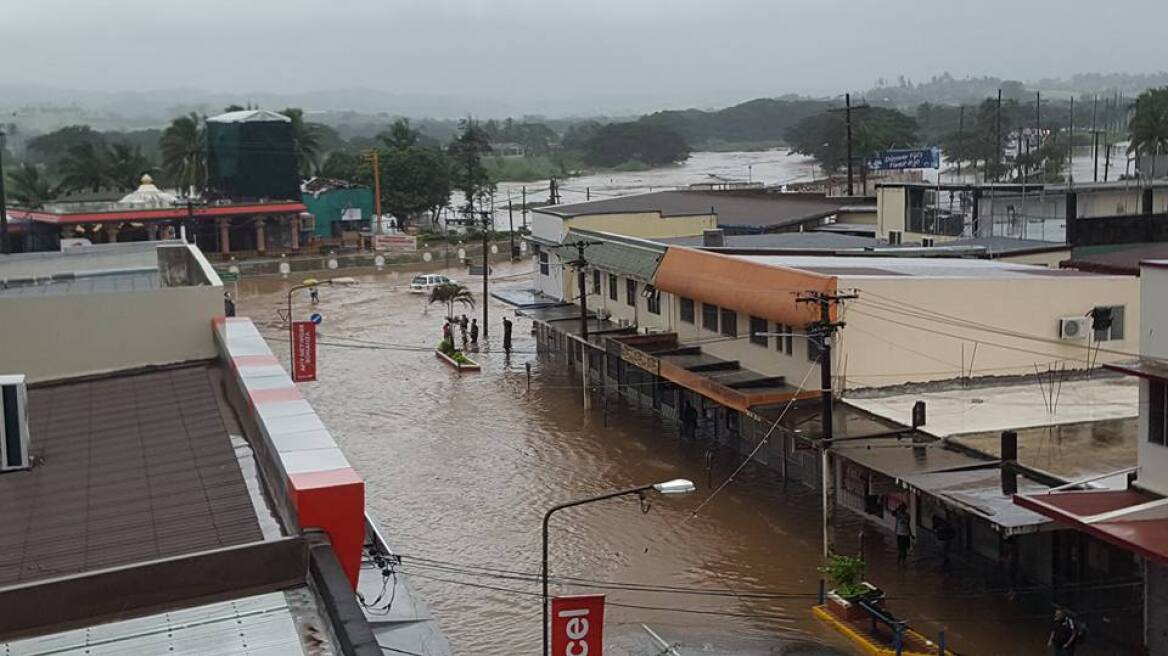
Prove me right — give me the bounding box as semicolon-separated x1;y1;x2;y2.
291;321;317;382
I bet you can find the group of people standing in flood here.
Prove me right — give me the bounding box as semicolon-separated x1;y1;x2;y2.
441;314;513;353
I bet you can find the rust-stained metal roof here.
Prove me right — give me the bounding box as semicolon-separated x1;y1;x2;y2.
0;365;262;587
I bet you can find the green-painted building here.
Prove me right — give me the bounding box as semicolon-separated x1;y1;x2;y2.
301;178;375;238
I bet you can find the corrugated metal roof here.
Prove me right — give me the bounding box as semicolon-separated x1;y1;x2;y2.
899;468;1052;534
0;271;160;297
537;190;853;228
562;229;666;283
0;365;263;587
2;591;319;655
207;109;292;124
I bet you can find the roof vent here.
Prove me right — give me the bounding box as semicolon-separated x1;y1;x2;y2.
702;229;725;247
0;375;31;472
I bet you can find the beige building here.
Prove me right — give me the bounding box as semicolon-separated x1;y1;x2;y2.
533;232;1139;392
0;241;224;382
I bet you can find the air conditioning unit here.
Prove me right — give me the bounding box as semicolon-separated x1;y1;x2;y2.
1059;317;1090;340
888;231;902;245
0;375;31;472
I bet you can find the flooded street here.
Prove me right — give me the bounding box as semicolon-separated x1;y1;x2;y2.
239;261;1078;656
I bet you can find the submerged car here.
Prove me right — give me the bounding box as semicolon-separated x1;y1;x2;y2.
410;273;454;293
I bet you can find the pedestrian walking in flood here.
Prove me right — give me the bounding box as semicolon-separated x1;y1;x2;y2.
1049;609;1080;655
442;320;452;348
223;292;236;317
502;317;513;352
470;318;479;345
894;504;913;565
459;314;469;346
309;286;320;305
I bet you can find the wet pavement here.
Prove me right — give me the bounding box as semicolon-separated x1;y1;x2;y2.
237;261;1111;656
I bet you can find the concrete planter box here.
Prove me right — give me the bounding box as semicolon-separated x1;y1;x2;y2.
826;582;882;621
435;349;481;372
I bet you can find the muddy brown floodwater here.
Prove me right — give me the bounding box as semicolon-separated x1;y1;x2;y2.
239;261;1079;656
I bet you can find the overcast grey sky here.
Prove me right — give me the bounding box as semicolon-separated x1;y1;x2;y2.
3;0;1166;113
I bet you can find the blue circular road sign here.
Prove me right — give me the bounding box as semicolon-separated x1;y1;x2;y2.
310;313;323;325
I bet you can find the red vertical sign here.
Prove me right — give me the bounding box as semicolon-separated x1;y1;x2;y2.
551;595;605;656
291;321;317;382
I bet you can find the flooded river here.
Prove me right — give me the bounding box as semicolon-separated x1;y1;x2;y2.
239;262;1089;656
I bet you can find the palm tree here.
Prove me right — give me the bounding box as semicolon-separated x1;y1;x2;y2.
428;282;475;320
6;164;58;208
57;141;110;193
1128;87;1168;179
280;107;322;177
160;112;206;194
107;143;153;192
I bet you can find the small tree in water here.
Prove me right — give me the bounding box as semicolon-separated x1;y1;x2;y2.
428;282;475;321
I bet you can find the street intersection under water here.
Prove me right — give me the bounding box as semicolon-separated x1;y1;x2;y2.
238;261;1104;656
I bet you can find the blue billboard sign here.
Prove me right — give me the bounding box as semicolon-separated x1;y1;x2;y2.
867;147;941;171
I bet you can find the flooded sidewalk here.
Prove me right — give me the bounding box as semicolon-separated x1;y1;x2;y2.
236;261;1096;655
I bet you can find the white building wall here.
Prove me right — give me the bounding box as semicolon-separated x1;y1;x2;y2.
836;274;1140;390
1138;265;1168;495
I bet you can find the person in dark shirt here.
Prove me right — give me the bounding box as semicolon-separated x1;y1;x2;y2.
502;317;513;352
1048;609;1078;655
470;318;479;345
223;292;236;317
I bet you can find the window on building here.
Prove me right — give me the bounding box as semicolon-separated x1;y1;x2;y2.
608;274;618;301
539;251;549;275
808;333;823;361
1092;306;1125;341
647;288;661;315
680;297;695;324
625;279;637;307
702;303;718;331
749;316;768;346
591;270;601;295
720;308;738;338
1151;381;1168;447
784;324;794;355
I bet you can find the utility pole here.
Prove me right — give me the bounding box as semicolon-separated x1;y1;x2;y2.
507;197;515;260
564;240;601;410
956;106;964;181
565;241;602;340
828;94;868;196
481;208;490;340
995;89;1003;182
1068;96;1075;186
1091;95;1100;182
521;185;528;230
0;128;10;254
1035;92;1042;180
367;150;382;235
797;290;857;558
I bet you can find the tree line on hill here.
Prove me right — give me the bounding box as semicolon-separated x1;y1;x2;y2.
2;107;695;224
6;81;1168;222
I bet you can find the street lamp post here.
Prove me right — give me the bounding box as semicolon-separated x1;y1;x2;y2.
541;478;695;656
286;278;333;365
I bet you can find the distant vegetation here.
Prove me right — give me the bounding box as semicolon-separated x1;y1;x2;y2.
6;71;1168;212
639;97;831;147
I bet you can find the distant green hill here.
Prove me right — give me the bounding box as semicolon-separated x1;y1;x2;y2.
638;97;833;147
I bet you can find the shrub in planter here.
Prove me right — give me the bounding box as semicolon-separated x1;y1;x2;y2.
818;554;867;600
